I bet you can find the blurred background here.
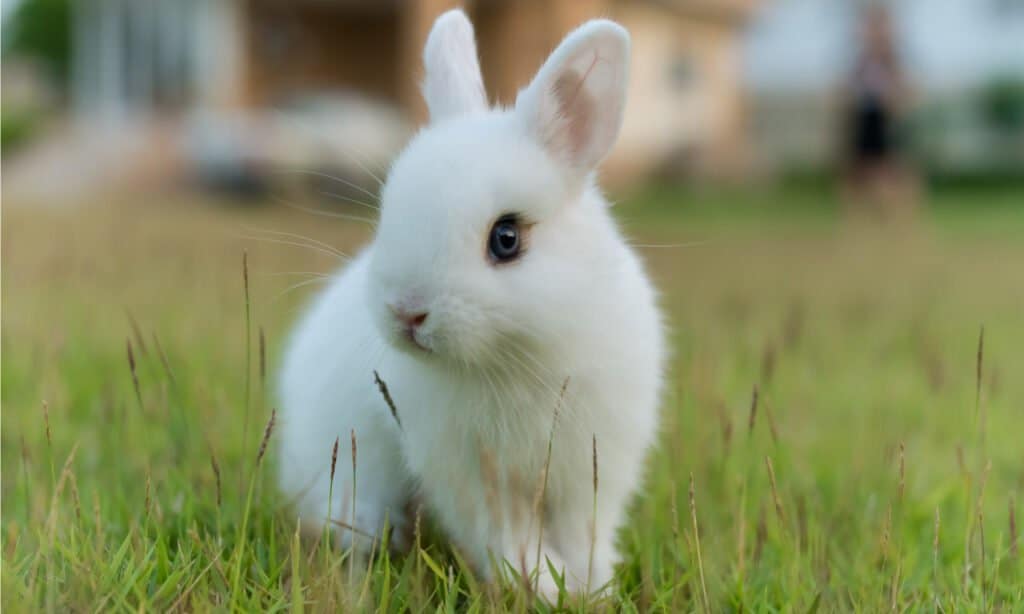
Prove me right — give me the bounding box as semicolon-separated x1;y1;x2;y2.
3;0;1022;204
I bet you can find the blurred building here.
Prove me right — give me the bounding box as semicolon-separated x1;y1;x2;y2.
65;0;760;195
743;0;1024;175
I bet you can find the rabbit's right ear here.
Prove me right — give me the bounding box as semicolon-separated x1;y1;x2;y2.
515;20;630;177
421;10;487;122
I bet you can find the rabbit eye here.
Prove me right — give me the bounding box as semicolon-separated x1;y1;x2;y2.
488;214;522;263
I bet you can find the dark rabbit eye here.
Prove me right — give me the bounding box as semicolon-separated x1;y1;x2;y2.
488;215;522;262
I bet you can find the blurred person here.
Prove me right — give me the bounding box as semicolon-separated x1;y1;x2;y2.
841;4;918;217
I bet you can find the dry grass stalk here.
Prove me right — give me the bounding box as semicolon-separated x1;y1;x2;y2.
42;400;52;447
977;459;992;508
350;429;358;478
765;455;785;526
151;332;176;385
93;492;104;545
747;385;759;436
736;481;747;580
45;443;80;534
144;472;152;519
210;453;223;508
689;473;710;614
764;400;780;445
330;436;340;486
530;377;568;592
259;327;267;387
796;494;808;551
670;480;680;543
716;402;733;450
373;371;401;429
977;509;986;611
754;503;767;563
898;441;906;502
328;518;375;541
968;458;994;590
879;504;892;564
889;561;901;612
478;446;502;528
586;435;598;593
256;409;277;466
242;251;253;485
68;472;83;523
126;310;149;356
975;324;984;419
348;427;359;586
1010;496;1018;560
126;338;143;409
933;507;941;583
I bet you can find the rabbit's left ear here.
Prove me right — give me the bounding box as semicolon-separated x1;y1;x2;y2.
516;20;630;175
422;10;487;122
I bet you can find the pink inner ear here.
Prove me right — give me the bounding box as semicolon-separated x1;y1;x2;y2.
551;69;596;158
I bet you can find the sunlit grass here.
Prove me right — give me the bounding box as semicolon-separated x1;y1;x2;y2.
2;184;1022;611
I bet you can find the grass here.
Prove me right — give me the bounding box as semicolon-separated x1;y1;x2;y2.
2;182;1023;611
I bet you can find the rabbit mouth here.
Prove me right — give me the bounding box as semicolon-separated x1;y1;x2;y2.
401;328;432;354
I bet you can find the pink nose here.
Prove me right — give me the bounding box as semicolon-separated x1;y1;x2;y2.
393;308;428;330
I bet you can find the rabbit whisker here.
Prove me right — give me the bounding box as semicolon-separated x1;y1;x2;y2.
236;234;350;262
242;226;352;260
275;169;381;205
273;196;379;226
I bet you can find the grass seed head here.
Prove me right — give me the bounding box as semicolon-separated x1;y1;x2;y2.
898;441;906;502
259;327;267;387
126;338;143;408
42;401;52;447
210;453;222;508
747;385;759;436
256;409;277;466
126;309;148;356
975;324;984;415
242;250;250;299
373;371;401;429
330;436;339;485
350;428;357;472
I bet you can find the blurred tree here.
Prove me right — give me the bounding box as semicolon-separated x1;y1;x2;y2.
2;0;72;91
980;76;1024;135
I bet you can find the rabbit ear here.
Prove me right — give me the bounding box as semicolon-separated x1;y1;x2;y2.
515;20;630;175
422;10;487;122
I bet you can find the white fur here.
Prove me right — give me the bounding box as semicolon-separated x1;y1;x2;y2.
421;10;487;122
278;11;664;599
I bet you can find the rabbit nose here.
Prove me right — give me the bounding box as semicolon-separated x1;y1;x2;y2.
392;307;428;330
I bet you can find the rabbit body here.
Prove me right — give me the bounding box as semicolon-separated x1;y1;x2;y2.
278;10;665;596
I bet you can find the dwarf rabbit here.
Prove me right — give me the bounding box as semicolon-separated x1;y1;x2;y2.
278;9;665;598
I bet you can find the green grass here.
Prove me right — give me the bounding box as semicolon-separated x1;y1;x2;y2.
3;184;1022;611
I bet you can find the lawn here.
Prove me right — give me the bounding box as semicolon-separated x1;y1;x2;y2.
2;182;1022;611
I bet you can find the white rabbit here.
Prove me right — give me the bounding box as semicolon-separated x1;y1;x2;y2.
278;10;665;598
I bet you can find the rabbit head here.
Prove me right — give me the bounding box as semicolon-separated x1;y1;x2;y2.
367;10;632;367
